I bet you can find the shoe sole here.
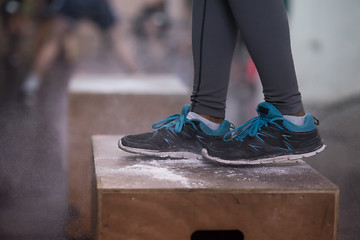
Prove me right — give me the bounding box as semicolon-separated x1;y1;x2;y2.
118;140;202;159
201;145;326;165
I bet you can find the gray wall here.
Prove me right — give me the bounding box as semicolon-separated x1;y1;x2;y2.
290;0;360;104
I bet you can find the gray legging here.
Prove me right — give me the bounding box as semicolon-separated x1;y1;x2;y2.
190;0;303;119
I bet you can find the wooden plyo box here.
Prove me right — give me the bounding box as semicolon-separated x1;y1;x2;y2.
93;135;338;240
69;74;188;237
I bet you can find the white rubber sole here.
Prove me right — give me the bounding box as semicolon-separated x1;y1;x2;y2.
201;145;326;165
118;140;202;159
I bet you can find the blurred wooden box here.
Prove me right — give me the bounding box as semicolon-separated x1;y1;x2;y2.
68;74;189;238
93;135;338;240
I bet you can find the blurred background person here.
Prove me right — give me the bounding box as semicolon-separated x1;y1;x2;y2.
21;0;137;105
132;0;170;73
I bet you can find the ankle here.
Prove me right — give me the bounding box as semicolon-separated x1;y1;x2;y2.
186;112;222;131
283;109;306;126
289;109;305;117
197;113;224;124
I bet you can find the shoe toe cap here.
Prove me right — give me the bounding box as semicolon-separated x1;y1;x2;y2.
120;133;159;150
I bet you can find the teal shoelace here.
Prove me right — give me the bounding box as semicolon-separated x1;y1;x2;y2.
225;115;284;141
152;105;196;133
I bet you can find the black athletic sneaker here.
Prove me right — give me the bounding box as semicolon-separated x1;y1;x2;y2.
202;102;325;165
119;105;231;159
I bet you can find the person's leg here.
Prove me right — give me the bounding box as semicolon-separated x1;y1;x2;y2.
227;0;303;115
201;0;325;164
30;17;68;78
21;17;68;104
191;0;238;120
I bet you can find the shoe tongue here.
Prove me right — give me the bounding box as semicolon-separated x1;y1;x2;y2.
257;102;283;119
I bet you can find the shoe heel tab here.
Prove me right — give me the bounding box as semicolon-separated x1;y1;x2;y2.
302;114;318;131
220;119;231;128
313;116;320;125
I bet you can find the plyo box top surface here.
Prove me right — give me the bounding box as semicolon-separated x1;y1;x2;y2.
93;135;338;193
